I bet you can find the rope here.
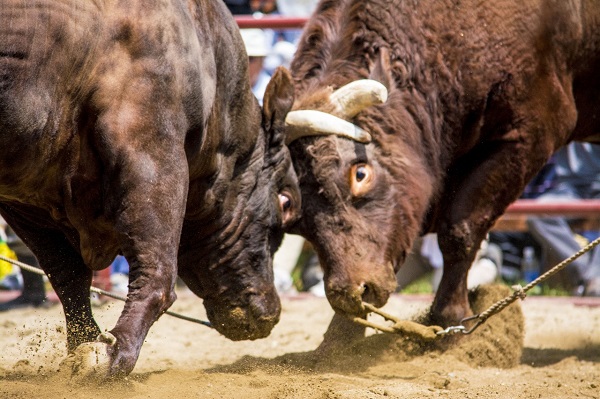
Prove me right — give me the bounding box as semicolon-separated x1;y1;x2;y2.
0;254;212;328
355;236;600;338
356;302;443;341
459;235;600;334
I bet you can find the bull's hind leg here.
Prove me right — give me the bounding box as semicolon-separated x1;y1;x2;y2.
0;207;100;350
41;236;100;350
432;137;552;326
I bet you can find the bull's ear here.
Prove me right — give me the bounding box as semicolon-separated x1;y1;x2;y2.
263;66;295;143
369;47;393;92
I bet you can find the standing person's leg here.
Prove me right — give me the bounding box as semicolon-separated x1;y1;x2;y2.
0;253;46;311
581;240;600;296
527;216;591;292
579;185;600;295
396;235;442;291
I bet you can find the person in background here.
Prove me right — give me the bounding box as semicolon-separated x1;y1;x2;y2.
240;27;303;293
395;233;503;292
110;255;129;294
263;39;296;75
526;142;600;296
0;222;17;289
0;218;48;311
488;159;556;284
275;0;319;43
223;0;253;15
224;0;277;15
250;0;277;14
240;28;272;105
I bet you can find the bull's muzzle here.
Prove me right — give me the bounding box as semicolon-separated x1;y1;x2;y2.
325;263;397;316
204;292;281;341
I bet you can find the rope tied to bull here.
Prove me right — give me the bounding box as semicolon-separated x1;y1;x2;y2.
356;236;600;340
0;254;212;328
353;303;443;341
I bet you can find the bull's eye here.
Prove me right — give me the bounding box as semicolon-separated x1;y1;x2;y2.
355;165;368;182
278;192;295;225
279;193;292;212
349;163;374;197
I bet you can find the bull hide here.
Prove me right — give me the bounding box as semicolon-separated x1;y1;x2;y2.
281;0;600;348
0;0;300;378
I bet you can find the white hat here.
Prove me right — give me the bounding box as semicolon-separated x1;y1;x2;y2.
276;0;320;17
240;29;270;57
264;40;297;73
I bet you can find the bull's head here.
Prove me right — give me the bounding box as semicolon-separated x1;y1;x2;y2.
283;77;432;317
178;68;301;341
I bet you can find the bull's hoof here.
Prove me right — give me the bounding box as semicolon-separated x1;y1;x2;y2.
59;332;116;384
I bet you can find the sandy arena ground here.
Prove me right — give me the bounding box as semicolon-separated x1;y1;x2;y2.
1;284;599;399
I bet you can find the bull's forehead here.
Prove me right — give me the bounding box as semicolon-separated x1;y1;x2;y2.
299;136;371;175
290;136;375;213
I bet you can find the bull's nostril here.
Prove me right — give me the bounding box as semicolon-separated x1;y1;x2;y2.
360;283;371;300
359;282;388;308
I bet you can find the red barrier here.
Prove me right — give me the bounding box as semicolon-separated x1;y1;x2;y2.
235;15;308;29
505;199;600;216
93;268;112;292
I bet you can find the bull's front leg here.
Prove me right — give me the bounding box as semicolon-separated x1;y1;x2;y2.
104;251;179;377
99;151;188;378
432;137;552;326
58;126;190;380
60;236;181;381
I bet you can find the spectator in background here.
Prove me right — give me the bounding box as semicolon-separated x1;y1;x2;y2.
223;0;253;15
395;233;503;292
110;255;129;295
527;142;600;296
488;159;556;284
0;219;48;311
263;39;296;75
239;24;303;294
0;222;17;289
275;0;319;43
240;28;272;105
224;0;277;16
251;0;277;14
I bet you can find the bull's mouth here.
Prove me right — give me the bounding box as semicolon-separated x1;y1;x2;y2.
326;284;391;317
204;295;281;341
324;262;397;317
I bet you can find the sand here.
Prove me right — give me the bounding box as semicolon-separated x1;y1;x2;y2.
1;284;599;399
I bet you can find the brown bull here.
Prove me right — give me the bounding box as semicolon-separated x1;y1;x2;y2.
280;0;600;347
0;0;299;378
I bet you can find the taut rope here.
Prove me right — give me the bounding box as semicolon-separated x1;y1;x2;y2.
0;254;212;328
355;236;600;339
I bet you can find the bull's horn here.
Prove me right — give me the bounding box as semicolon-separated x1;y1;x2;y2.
330;79;388;118
285;110;372;145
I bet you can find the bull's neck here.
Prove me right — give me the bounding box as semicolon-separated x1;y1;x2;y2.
181;105;265;255
292;0;462;170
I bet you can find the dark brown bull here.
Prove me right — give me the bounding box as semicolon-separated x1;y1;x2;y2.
280;0;600;347
0;0;299;378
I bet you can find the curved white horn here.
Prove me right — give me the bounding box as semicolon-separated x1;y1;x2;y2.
285;110;372;145
330;79;388;118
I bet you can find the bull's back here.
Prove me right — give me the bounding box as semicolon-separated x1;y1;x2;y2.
0;0;224;193
0;1;101;172
0;0;101;110
0;0;233;268
0;1;103;200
